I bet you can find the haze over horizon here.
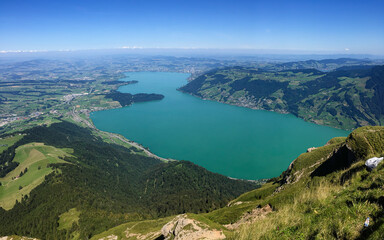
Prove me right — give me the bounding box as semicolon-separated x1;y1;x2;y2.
1;0;384;55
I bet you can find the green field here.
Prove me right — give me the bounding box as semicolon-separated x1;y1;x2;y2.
0;134;24;154
0;142;72;210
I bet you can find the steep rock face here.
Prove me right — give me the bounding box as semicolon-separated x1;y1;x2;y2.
161;214;225;240
311;144;357;177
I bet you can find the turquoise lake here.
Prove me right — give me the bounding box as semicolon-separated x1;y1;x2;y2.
90;72;349;180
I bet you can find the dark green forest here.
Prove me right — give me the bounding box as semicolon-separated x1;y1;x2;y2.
104;91;164;107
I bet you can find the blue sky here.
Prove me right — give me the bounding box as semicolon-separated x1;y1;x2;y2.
1;0;383;54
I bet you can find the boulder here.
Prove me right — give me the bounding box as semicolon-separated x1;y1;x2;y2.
365;157;383;170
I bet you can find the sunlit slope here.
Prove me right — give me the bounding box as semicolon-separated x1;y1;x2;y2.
0;143;71;209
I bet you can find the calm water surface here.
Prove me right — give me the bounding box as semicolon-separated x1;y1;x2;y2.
91;72;349;179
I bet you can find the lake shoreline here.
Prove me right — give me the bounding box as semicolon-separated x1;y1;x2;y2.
177;87;351;131
91;72;349;180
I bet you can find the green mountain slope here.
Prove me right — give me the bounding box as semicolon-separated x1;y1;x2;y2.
225;126;384;239
0;142;71;210
94;126;384;240
179;65;384;130
0;121;258;239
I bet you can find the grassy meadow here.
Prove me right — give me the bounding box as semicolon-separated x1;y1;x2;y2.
0;142;72;210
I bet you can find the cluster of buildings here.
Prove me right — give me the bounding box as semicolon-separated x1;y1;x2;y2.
0;111;44;128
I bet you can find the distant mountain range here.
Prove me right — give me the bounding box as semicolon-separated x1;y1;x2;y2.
180;60;384;130
269;58;374;71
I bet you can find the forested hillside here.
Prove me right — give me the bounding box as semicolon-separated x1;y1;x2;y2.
180;64;384;130
0;121;258;239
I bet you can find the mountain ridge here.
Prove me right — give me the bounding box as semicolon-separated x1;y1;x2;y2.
179;64;384;130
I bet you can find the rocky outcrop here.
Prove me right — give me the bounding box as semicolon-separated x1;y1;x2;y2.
225;204;273;230
161;214;225;240
311;144;357;177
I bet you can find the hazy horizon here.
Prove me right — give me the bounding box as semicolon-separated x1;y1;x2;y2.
1;0;383;55
0;48;383;63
